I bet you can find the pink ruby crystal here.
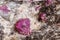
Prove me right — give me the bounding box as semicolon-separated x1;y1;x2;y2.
15;18;30;35
0;5;10;13
46;0;52;6
39;13;46;21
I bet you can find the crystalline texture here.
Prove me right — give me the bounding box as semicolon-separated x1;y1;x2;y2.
15;18;30;35
39;13;46;21
46;0;52;6
0;5;10;13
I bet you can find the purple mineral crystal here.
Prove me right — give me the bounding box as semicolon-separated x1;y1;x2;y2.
0;5;10;13
15;18;30;35
39;13;46;21
46;0;52;6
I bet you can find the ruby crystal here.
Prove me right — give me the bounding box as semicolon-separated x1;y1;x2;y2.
0;5;10;13
46;0;52;6
15;18;30;35
39;13;46;21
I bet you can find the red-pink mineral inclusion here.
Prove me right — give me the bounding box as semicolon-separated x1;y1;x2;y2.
15;18;30;35
39;13;46;21
46;0;52;6
0;5;10;13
